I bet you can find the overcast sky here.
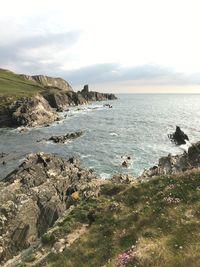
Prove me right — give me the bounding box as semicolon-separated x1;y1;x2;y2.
1;0;200;93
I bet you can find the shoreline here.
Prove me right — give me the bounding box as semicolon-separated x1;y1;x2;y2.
1;140;200;265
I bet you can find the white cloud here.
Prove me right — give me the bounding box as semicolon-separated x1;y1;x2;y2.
0;0;200;91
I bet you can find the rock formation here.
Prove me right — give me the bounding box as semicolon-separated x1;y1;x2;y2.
7;95;58;127
141;141;200;179
168;126;189;145
0;152;102;264
80;84;117;102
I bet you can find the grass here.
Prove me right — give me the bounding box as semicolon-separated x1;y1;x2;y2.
46;170;200;267
0;69;44;106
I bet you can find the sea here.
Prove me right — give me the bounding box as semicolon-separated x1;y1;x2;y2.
0;94;200;179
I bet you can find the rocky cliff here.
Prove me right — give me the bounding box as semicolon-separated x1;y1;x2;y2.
0;95;58;127
0;68;117;127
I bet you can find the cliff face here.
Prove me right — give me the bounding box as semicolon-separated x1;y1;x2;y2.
1;95;58;127
21;75;73;92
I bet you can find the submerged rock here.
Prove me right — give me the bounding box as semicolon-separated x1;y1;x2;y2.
168;126;189;145
39;131;84;143
0;152;102;264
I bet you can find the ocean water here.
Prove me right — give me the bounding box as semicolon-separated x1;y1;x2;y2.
0;94;200;179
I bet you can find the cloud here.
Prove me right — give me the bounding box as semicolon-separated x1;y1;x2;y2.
61;63;200;87
0;31;82;73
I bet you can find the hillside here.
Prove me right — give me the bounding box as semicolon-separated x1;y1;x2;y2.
33;170;198;267
4;168;199;267
0;69;43;106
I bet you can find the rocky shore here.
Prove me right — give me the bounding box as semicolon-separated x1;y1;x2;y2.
0;153;104;264
1;139;200;266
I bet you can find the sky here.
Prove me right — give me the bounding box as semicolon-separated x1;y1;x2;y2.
1;0;200;93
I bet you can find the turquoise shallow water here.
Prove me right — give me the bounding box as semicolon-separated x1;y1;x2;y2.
0;94;200;178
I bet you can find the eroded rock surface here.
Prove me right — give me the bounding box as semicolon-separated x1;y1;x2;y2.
0;152;101;264
2;95;58;127
141;141;200;179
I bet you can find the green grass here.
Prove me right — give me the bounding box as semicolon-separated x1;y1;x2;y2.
0;69;44;106
46;171;200;267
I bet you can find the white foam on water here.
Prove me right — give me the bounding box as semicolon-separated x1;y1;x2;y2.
109;132;118;136
180;139;192;152
100;172;111;179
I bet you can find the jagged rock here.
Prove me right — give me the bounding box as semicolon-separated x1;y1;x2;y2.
141;141;200;179
7;95;58;127
39;131;84;143
0;152;102;264
168;126;189;145
81;85;117;102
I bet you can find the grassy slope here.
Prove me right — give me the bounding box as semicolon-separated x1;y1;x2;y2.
46;171;200;267
0;69;43;106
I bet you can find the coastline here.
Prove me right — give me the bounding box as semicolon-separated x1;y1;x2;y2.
1;140;200;266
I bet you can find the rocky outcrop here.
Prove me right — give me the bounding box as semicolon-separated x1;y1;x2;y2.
80;84;117;102
168;126;189;145
39;131;84;143
7;95;58;127
42;85;116;111
141;141;200;179
0;152;102;264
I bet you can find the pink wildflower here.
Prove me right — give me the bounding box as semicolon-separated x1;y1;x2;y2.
163;196;181;204
117;248;136;267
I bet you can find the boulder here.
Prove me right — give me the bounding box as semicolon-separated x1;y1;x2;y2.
168;126;189;145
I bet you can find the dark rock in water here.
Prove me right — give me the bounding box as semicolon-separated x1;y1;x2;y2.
104;104;113;108
56;106;64;112
0;152;6;158
168;126;189;145
122;161;129;167
0;152;102;263
46;131;84;143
